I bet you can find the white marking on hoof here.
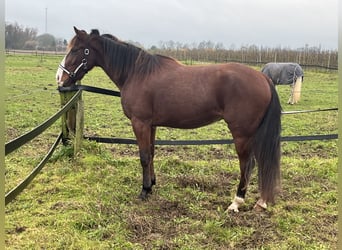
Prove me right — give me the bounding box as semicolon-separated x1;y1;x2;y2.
227;196;245;213
254;199;267;211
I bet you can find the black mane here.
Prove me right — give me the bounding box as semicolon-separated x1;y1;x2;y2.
101;34;174;83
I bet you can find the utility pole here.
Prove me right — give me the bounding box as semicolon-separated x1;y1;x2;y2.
45;7;48;33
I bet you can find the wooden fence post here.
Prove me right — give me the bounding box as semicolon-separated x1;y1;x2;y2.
74;94;84;156
60;88;84;156
60;91;75;144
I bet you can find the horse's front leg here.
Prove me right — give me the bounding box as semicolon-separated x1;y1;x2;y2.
132;118;154;200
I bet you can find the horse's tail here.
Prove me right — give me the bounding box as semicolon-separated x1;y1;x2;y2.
253;79;282;203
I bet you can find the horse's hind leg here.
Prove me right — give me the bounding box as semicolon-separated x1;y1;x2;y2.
227;136;255;212
150;126;157;186
292;77;302;104
288;83;295;104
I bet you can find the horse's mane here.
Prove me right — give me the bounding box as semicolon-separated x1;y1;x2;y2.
97;30;176;82
67;29;177;83
67;36;77;52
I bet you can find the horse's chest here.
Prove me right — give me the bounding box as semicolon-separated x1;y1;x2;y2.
120;92;152;119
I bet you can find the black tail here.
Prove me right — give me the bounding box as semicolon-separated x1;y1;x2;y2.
253;80;282;203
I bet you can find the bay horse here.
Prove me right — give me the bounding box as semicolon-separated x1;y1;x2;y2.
261;62;304;105
56;27;282;212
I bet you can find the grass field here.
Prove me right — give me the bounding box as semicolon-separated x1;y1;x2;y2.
5;53;337;249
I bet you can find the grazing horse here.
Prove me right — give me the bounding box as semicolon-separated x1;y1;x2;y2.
261;62;304;104
56;27;282;212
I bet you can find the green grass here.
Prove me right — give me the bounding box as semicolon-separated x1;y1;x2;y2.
5;54;337;249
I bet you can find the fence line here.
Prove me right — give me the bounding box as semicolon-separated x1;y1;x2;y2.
5;49;66;56
5;49;338;70
5;133;62;205
282;108;338;115
5;85;338;205
219;59;338;70
60;84;337;145
5;91;82;205
5;90;82;155
84;134;338;146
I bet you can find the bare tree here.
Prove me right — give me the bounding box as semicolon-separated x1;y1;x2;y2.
5;22;37;49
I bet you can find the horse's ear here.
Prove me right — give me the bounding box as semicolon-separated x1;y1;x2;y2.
90;29;100;36
73;26;88;39
74;26;80;35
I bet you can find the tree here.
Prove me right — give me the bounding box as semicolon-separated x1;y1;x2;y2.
55;37;67;51
23;40;38;50
36;33;56;50
5;22;37;49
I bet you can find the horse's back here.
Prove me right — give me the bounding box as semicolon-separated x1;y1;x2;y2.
131;62;273;129
262;62;303;85
155;62;271;105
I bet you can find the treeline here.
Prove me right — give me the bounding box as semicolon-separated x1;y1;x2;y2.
5;22;337;69
5;22;67;51
149;42;338;70
5;22;37;49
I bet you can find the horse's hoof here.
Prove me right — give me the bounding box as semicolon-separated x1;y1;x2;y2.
227;203;239;213
254;199;267;212
226;196;245;213
138;187;152;200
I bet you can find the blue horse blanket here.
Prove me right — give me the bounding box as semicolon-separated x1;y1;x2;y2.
261;63;304;85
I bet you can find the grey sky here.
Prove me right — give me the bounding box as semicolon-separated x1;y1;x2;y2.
5;0;338;49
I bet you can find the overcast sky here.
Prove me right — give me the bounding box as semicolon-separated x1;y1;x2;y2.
5;0;338;49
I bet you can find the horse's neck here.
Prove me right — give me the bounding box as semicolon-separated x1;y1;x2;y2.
98;43;132;89
98;56;125;90
101;65;125;89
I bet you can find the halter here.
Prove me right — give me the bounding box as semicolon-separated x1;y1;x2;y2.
59;48;90;79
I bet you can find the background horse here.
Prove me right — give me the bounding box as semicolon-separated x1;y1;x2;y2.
56;27;282;212
261;62;304;104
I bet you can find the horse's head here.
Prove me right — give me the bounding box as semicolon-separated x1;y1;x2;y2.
56;27;99;87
